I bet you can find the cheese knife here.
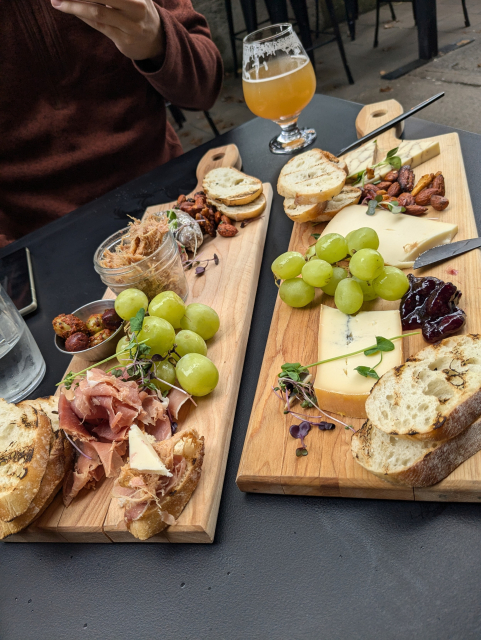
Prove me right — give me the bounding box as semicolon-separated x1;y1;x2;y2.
413;238;481;270
338;92;445;157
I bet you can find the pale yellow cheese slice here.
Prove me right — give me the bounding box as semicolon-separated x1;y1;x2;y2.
376;139;441;180
314;306;403;419
344;140;377;179
321;204;458;268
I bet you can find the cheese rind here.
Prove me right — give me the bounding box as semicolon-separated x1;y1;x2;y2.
314;306;403;419
128;424;172;476
376;139;440;180
321;204;457;269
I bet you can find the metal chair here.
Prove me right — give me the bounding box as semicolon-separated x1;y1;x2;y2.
166;103;220;138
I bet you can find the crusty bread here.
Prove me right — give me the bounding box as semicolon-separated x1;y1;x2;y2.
203;167;262;206
311;186;362;222
283;198;327;223
120;428;204;541
351;417;481;487
22;396;60;432
277;149;346;205
319;150;348;174
0;400;51;522
207;192;266;221
366;334;481;442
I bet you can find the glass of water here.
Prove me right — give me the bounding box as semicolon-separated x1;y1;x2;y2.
0;284;46;403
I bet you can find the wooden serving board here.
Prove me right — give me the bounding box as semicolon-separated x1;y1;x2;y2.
8;145;272;543
237;99;481;502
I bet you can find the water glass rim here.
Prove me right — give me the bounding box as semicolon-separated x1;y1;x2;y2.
243;23;292;45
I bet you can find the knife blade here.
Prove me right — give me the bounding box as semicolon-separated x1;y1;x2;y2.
413;238;481;270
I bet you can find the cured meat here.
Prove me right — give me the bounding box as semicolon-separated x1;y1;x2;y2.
59;392;94;441
90;441;125;478
91;422;129;442
145;416;172;442
63;441;103;506
168;387;191;420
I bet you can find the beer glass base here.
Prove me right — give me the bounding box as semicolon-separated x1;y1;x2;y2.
269;128;317;155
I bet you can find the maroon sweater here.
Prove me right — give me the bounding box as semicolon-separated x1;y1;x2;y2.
0;0;223;247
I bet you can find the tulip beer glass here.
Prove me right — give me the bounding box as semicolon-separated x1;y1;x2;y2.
243;24;317;154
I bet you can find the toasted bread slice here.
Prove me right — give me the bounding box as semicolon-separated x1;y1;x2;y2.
319;150;348;174
366;334;481;442
203;167;262;206
207;192;266;221
117;428;204;541
351;417;481;487
283;198;327;223
311;186;362;222
22;396;60;432
0;400;51;522
277;150;346;205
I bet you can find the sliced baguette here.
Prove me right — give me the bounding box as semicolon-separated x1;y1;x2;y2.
311;186;362;222
207;192;266;221
283;198;327;223
351;417;481;487
203;167;262;206
118;427;204;541
366;334;481;442
277;150;346;205
0;400;51;522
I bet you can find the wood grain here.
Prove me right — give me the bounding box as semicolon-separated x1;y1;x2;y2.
7;145;272;542
237;99;481;501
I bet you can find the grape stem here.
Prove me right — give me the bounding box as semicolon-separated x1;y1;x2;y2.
303;332;420;370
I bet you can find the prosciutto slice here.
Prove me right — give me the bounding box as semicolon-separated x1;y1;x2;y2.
145;416;171;442
63;441;104;506
59;392;94;441
168;387;191;420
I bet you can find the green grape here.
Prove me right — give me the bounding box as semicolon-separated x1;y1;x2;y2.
334;278;364;315
304;245;317;261
346;228;380;255
176;353;219;397
315;233;348;264
373;266;410;301
271;252;305;279
148;291;186;329
179;303;220;340
352;277;378;302
137;316;175;356
279;278;315;308
301;259;333;288
152;359;176;393
349;248;384;281
114;288;148;321
175;330;207;358
321;266;347;296
116;336;135;365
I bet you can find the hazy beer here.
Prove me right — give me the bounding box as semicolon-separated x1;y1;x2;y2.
243;55;316;123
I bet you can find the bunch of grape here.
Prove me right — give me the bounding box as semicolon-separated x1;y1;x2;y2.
271;227;409;315
114;288;220;397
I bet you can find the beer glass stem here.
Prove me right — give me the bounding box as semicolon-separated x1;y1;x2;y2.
269;117;317;154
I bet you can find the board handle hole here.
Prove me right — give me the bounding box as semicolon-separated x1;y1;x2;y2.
372;110;388;118
212;153;225;161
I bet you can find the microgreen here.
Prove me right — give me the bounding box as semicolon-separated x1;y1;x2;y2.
129;307;145;334
184;253;219;275
348;146;402;187
354;365;380;380
311;233;321;240
367;194;405;216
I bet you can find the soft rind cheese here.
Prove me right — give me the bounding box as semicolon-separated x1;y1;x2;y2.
128;424;172;476
376;139;440;180
314;306;403;419
321;204;457;268
344;140;377;178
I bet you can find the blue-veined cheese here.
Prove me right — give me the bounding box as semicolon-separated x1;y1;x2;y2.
376;139;441;179
314;306;403;418
344;140;377;178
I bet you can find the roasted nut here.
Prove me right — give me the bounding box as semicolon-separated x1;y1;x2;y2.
365;167;375;181
404;205;428;216
387;182;402;197
86;313;104;335
88;328;114;348
102;308;122;331
411;173;434;197
376;190;387;196
214;210;222;225
217;223;238;237
65;332;90;352
377;181;393;190
397;192;416;207
384;170;399;182
398;165;415;192
195;212;216;237
176;194;186;207
52;314;89;340
415;187;440;206
220;214;231;225
431;195;449;211
432;174;445;196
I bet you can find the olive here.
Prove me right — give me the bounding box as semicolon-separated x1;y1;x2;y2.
65;332;90;352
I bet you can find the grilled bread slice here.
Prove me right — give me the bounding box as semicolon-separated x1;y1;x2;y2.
277;150;346;205
283;198;327;223
203;167;262;206
0;399;51;521
351;417;481;487
116;428;204;541
207;192;266;221
366;334;481;442
311;186;362;222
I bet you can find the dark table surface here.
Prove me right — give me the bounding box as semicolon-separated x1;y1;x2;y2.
1;94;481;640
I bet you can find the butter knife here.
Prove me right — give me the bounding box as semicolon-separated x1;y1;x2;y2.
413;238;481;270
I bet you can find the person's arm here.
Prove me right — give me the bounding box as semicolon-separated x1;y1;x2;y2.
50;0;223;111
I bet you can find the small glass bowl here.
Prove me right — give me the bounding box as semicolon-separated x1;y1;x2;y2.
93;226;188;301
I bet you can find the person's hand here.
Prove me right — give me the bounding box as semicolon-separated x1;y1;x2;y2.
51;0;165;61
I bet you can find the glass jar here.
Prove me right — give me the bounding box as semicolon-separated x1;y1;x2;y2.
93;227;188;301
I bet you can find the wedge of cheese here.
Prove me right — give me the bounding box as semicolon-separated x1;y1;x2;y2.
375;139;441;180
344;139;377;180
321;204;457;268
314;306;403;419
128;425;172;476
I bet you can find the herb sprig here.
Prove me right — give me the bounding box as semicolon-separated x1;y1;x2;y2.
367;194;405;216
348;147;402;187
